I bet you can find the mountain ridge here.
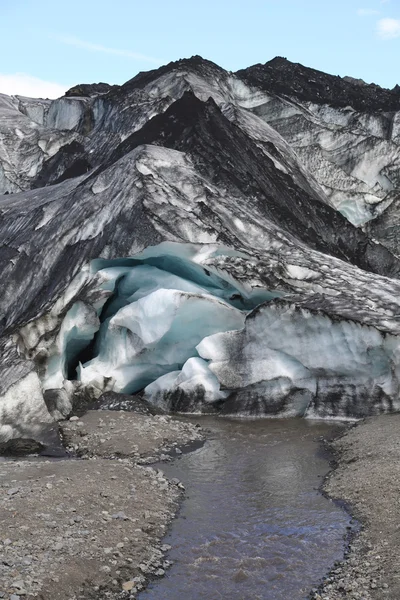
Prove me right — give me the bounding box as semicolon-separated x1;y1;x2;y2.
237;56;400;112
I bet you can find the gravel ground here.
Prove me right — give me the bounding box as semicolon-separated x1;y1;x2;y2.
59;411;203;461
5;409;399;600
0;411;204;600
311;414;400;600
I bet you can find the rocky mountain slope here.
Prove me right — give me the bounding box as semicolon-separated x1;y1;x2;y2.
1;56;400;438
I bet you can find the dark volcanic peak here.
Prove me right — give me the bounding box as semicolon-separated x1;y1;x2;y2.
236;56;400;113
120;55;227;92
65;82;116;98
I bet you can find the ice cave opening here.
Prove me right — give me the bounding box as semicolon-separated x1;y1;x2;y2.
45;243;280;412
39;242;400;419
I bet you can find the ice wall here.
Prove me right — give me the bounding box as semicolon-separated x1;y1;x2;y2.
29;243;400;419
61;244;269;408
198;301;400;418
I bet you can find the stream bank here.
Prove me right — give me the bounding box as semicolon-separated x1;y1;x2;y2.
311;415;400;599
3;411;391;600
0;411;203;600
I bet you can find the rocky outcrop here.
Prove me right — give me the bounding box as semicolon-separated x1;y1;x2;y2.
237;56;400;112
65;82;116;97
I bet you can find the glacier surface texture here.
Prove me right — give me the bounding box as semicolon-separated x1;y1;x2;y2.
1;56;400;437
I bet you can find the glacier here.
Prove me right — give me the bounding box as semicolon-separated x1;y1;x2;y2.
20;240;400;422
1;55;400;438
198;301;400;418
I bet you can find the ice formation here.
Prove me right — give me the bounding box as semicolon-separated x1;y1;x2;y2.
69;249;254;401
43;301;100;391
1;55;400;437
198;302;400;418
23;241;400;420
144;357;229;412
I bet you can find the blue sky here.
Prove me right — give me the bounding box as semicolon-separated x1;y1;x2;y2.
1;0;399;98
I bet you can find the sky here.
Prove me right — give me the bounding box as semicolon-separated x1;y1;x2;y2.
0;0;399;98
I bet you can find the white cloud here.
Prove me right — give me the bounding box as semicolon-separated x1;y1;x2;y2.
377;17;400;39
53;34;162;65
357;8;380;15
0;73;68;99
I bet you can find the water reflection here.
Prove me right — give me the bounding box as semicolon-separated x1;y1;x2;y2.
140;417;350;600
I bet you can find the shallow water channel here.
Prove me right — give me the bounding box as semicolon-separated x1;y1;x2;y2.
139;417;350;600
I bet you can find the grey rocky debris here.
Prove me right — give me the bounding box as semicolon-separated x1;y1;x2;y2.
0;411;203;600
311;414;400;599
90;391;160;415
60;410;203;459
0;437;44;456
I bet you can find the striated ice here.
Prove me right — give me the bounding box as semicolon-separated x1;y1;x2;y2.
45;97;88;131
197;301;400;418
144;357;228;412
79;288;245;394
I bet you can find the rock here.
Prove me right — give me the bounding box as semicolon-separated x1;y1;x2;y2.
69;416;79;422
53;542;63;551
0;439;44;456
111;511;129;520
43;389;72;420
100;565;111;573
233;569;249;583
122;581;135;591
91;391;160;415
7;487;20;496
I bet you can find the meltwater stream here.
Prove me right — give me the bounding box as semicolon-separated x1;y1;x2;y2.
139;417;350;600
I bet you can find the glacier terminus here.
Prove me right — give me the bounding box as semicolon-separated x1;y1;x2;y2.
1;56;400;440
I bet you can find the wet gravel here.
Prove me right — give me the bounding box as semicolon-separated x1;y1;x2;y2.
311;415;400;599
0;411;203;600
